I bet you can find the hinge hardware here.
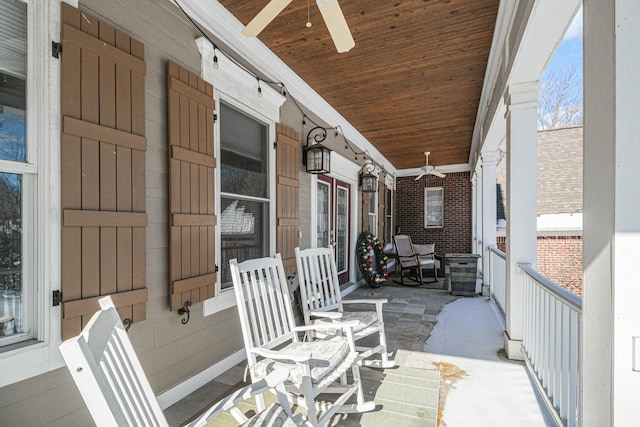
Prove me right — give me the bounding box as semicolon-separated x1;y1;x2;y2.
52;41;62;59
52;290;62;306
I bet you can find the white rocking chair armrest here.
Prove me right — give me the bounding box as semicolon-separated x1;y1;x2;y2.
294;320;359;334
341;298;388;306
250;347;312;363
309;310;343;320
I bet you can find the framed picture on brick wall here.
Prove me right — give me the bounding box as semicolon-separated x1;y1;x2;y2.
424;187;444;228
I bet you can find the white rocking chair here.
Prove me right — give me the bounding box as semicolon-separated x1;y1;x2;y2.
59;296;304;427
295;246;395;368
230;254;375;426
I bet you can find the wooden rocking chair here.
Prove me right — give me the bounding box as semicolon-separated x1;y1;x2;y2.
59;296;304;427
295;246;395;368
230;254;375;426
393;234;438;285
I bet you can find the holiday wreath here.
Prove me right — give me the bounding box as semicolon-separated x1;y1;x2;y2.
356;232;388;288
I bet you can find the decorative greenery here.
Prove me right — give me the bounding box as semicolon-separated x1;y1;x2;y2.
356;232;388;288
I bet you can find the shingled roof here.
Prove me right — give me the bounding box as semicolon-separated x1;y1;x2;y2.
497;126;583;220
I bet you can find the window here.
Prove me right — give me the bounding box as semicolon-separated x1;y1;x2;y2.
0;0;30;347
424;187;444;228
219;103;269;288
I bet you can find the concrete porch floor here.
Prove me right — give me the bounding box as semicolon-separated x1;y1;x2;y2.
165;276;554;426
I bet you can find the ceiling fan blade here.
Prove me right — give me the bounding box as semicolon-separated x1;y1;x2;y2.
316;0;355;53
242;0;292;37
432;170;446;178
414;171;426;181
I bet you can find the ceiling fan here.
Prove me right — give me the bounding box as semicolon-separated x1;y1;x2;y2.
241;0;355;53
414;152;446;180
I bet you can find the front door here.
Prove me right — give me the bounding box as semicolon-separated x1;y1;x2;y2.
317;175;350;284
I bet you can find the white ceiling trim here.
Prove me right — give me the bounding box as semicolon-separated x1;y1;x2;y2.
177;0;397;175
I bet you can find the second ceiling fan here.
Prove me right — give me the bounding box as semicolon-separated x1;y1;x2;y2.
241;0;355;53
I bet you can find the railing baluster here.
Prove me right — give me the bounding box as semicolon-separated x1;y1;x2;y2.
517;263;582;427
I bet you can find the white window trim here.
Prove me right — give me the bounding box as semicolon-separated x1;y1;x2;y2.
0;0;64;388
424;186;445;229
196;38;285;317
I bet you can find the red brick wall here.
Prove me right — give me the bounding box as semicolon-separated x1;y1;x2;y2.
496;235;582;295
395;172;472;254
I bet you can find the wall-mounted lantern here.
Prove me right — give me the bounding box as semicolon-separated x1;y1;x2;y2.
303;126;332;174
360;159;378;192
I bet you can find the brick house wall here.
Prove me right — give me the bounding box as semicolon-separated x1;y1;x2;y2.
496;235;583;295
395;172;472;254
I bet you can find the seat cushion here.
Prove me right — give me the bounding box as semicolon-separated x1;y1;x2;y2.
253;336;351;386
313;311;378;334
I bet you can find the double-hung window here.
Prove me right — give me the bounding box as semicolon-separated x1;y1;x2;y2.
219;103;270;288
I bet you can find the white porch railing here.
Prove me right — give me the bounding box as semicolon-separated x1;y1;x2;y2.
487;245;506;316
519;264;582;427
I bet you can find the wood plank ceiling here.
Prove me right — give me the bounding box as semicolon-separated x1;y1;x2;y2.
218;0;499;170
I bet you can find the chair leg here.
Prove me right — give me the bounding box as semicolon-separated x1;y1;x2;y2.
378;326;395;368
351;364;376;412
302;378;318;426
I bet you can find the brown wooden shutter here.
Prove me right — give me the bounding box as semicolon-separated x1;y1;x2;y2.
60;3;148;339
167;61;216;311
378;180;386;243
275;124;300;276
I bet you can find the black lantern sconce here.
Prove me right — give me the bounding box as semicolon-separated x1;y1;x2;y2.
360;159;378;192
303;126;332;174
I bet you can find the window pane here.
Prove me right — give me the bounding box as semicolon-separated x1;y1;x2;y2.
0;0;27;162
220;103;267;198
219;198;267;288
317;181;329;248
0;172;22;337
336;186;348;272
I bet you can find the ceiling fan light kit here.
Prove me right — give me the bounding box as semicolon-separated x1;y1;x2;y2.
242;0;355;53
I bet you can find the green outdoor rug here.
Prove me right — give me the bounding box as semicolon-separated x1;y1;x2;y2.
207;366;440;427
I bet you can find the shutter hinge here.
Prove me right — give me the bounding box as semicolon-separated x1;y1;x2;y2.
273;141;277;149
52;290;62;306
52;41;62;59
215;264;219;273
213;113;217;123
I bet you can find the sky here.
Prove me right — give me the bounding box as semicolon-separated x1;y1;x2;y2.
543;6;583;79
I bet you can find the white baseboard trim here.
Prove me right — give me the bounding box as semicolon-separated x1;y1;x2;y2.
157;349;246;410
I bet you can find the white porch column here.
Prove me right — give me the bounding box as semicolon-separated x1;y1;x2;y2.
583;1;640;424
476;168;483;260
471;173;478;253
481;151;498;288
504;81;539;360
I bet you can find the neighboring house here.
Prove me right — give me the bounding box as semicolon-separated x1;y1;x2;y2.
496;126;583;295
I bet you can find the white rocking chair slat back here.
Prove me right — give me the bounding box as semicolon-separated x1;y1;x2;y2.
231;254;297;350
296;247;341;312
59;297;168;427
